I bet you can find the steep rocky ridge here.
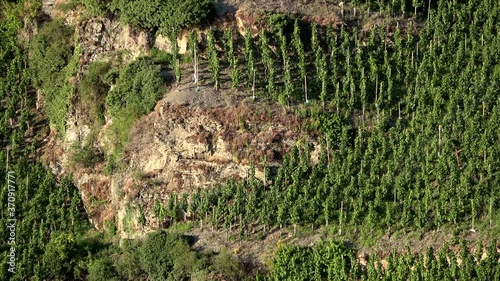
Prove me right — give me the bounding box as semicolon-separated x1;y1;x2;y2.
44;83;319;236
37;0;325;236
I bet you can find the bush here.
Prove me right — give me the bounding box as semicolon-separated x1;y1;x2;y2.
29;20;76;134
109;0;215;33
105;57;164;154
114;239;147;280
139;230;201;281
106;57;164;117
79;61;111;124
105;105;141;155
150;47;172;64
87;254;120;281
81;0;111;17
213;250;246;281
139;230;177;280
43;232;79;279
30;20;73;90
69;141;103;168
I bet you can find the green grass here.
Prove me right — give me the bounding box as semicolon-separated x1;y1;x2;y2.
170;221;195;233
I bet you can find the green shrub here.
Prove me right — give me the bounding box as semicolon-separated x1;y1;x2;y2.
79;61;111;124
108;0;215;33
106;57;164;117
139;230;201;281
103;67;119;85
114;239;147;280
69;142;103;168
43;232;79;279
87;254;120;281
29;20;76;135
213;250;246;281
104;153;119;175
139;230;178;280
150;47;172;64
106;105;141;155
81;0;112;17
105;57;164;154
30;20;73;89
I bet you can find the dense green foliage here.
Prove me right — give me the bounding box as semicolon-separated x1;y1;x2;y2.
79;61;112;125
29;20;77;135
139;230;206;280
1;5;95;280
81;0;215;34
106;57;164;117
270;241;356;280
0;156;94;280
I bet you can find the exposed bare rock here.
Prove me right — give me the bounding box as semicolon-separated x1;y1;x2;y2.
43;82;320;235
235;8;263;36
41;0;56;17
76;17;151;76
154;31;189;55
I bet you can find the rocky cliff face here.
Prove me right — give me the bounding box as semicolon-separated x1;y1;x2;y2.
39;0;319;236
44;86;319;236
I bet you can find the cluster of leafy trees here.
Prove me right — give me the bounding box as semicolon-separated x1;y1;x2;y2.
80;0;216;34
29;19;78;135
84;230;246;281
104;57;166;156
105;57;164;117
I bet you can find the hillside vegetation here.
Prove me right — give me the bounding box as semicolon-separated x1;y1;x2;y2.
1;0;499;280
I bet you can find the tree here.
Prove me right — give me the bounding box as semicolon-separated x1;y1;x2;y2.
106;57;164;117
207;30;220;90
214;250;245;281
43;232;79;280
110;0;216;33
29;19;74;134
87;254;120;281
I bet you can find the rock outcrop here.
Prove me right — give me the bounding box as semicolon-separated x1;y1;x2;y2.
40;0;320;237
44;82;319;236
